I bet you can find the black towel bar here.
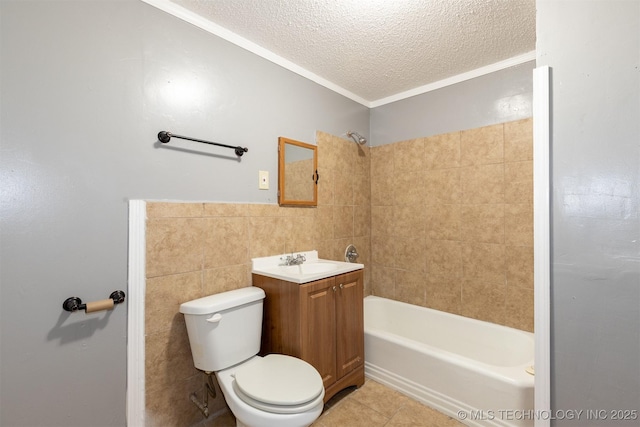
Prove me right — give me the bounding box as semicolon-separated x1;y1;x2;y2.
158;131;248;157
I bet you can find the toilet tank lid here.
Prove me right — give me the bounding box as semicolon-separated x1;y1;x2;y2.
179;287;265;315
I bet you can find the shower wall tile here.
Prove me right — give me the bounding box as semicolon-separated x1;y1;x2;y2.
371;205;394;237
393;205;425;237
393;138;426;172
370;118;533;332
395;269;426;306
426;240;463;280
505;286;534;331
395;237;427;272
424;131;461;170
425;204;461;241
505;160;533;204
460;123;504;166
461;279;506;325
504;118;533;161
505;204;533;246
460;163;504;204
460;204;505;244
506;245;534;289
371;265;395;299
393;171;426;205
424;168;462;204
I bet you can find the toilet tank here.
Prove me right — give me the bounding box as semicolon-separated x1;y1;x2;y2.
179;287;265;372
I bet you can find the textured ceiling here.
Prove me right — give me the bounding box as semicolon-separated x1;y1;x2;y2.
166;0;536;106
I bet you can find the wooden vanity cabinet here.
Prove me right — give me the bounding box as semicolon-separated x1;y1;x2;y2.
253;269;364;402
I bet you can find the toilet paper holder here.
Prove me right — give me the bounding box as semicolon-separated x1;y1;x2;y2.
63;290;126;313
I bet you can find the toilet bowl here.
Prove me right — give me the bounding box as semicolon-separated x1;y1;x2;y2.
180;287;325;427
216;355;324;427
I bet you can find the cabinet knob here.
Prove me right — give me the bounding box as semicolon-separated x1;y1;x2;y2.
339;283;344;289
332;286;337;292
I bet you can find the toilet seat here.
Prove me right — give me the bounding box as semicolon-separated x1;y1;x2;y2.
233;354;324;414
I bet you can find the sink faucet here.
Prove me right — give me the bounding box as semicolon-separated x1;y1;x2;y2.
281;253;306;266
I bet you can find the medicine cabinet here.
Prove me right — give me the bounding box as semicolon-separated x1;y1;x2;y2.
278;137;318;206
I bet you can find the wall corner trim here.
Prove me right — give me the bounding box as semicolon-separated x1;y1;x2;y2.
127;200;146;426
533;65;551;427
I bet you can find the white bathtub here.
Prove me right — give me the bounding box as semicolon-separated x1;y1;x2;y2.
364;296;534;427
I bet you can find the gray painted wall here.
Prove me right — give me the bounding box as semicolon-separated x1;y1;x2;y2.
0;1;368;426
537;1;640;425
370;61;535;146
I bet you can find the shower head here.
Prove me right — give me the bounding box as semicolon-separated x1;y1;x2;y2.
346;131;367;145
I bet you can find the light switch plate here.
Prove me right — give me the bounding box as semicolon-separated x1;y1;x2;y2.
259;170;269;190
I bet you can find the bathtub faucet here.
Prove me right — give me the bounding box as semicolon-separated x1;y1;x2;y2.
281;253;306;266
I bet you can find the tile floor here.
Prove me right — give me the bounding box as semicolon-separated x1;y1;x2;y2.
202;379;465;427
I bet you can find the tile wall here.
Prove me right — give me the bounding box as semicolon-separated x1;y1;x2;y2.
144;131;370;426
370;118;534;331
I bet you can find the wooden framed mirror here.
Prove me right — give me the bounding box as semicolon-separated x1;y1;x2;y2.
278;137;318;206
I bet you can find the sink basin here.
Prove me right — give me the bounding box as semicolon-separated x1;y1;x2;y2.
252;250;363;284
279;263;339;275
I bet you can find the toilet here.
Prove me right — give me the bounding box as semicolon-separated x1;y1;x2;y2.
180;287;325;427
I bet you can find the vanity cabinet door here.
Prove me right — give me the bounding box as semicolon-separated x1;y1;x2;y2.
300;277;337;390
335;271;364;380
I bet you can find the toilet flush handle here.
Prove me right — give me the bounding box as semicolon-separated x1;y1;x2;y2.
206;313;223;323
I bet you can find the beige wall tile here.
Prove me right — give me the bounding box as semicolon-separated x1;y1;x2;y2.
462;242;505;282
353;173;371;207
203;203;247;217
395;237;427;272
371;266;395;299
460;163;504;204
460;204;505;244
203;217;249;268
461;279;506;324
354;204;371;238
426;239;463;280
425;204;461;241
203;265;250;295
424;131;461;170
504;118;533;162
145;324;198;395
371;205;394;237
392;138;425;172
146;373;204;427
370;172;394;206
505;286;534;332
505;160;533;204
145;272;202;336
147;202;203;218
395;269;426;307
334;170;354;206
505;204;533;246
246;203;282;217
393;205;425;237
460;123;504;166
316;131;339;170
333;205;354;238
506;245;534;289
248;216;286;258
426;277;462;315
371;234;395;267
317;167;335;206
393;171;426;206
424;168;461;204
314;205;334;240
146;217;205;278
